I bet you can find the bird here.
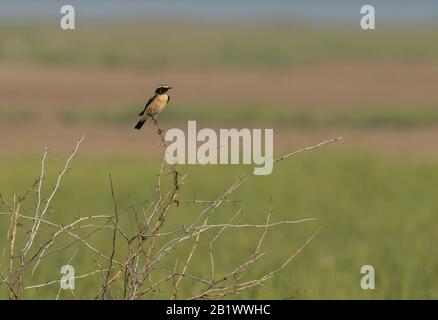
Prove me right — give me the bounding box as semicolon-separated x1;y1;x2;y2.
134;85;172;130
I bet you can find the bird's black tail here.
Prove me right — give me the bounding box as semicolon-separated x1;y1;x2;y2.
134;119;146;130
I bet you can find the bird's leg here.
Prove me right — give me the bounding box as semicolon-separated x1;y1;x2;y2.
153;117;162;135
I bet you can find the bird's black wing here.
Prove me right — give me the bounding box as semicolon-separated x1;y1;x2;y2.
139;95;156;116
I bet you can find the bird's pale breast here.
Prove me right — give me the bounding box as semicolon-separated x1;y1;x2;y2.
149;94;169;114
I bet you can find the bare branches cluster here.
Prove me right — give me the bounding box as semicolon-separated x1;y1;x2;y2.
0;122;341;299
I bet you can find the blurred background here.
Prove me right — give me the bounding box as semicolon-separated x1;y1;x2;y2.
1;0;438;299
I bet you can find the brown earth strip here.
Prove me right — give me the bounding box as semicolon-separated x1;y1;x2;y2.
1;61;438;111
1;122;438;161
2;61;438;160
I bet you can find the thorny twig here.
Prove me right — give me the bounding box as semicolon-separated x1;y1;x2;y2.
0;124;342;299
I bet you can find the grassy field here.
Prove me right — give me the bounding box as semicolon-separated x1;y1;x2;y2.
1;22;438;69
6;103;438;129
1;151;437;299
50;104;438;129
1;21;438;299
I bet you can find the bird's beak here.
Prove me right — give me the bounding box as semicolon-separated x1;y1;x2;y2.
168;86;173;90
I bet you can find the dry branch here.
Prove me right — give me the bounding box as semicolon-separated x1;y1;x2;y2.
0;122;341;299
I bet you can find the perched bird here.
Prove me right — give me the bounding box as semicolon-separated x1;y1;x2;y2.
134;85;172;130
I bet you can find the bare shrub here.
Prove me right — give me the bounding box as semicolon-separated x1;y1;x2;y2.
0;121;341;299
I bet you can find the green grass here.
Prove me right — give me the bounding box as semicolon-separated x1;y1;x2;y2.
1;103;436;129
0;109;39;124
57;104;438;129
1;22;438;69
1;152;437;299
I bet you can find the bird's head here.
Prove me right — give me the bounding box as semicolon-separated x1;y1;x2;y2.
155;85;172;95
